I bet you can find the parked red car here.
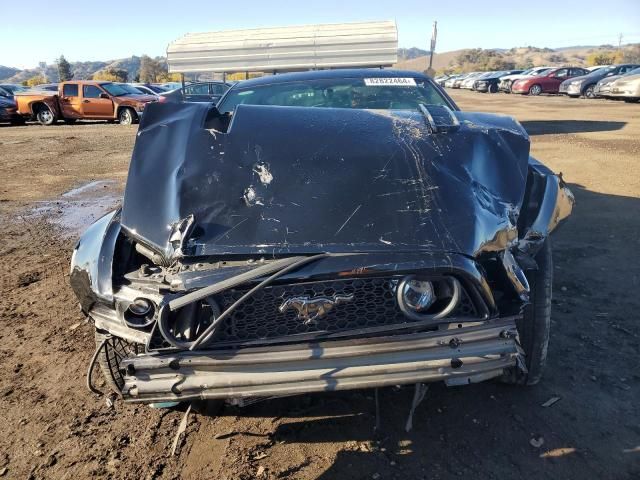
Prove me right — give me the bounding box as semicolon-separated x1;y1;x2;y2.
511;67;590;95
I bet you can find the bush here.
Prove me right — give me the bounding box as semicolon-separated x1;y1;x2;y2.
93;68;128;82
586;50;623;66
25;75;46;87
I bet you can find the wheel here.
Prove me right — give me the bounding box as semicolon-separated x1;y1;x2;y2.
528;84;542;96
36;106;56;126
64;118;77;125
488;83;498;93
503;240;553;385
583;84;596;99
118;107;137;125
94;330;143;393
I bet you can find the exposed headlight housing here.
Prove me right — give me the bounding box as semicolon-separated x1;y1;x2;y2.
124;297;156;328
396;275;461;321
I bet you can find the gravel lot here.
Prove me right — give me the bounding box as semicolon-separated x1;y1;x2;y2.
0;90;638;479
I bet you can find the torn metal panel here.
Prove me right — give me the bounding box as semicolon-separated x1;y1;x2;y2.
121;102;532;260
69;210;120;312
518;160;575;256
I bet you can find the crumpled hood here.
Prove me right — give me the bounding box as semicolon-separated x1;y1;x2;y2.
121;102;530;259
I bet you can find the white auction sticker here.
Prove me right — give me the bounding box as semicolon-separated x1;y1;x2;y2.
364;78;417;86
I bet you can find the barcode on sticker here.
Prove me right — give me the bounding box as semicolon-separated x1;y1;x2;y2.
364;78;417;86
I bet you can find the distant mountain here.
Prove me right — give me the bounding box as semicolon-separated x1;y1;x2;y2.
0;65;20;81
394;43;640;73
397;47;429;61
0;56;165;83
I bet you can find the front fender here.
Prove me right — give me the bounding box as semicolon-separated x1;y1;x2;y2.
517;158;574;256
69;209;121;312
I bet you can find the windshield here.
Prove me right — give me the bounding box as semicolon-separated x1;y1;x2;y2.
118;84;143;94
100;83;129;96
532;68;552;76
218;77;451;114
1;85;27;94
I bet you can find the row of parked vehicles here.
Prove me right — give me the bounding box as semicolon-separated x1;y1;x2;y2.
0;80;232;126
436;64;640;102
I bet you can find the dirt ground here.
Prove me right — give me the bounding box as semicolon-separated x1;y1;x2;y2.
0;91;638;480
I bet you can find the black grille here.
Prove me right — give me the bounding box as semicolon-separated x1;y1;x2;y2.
148;277;479;350
213;277;477;344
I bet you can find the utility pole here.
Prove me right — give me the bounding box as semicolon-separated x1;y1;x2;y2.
428;21;438;72
618;33;623;49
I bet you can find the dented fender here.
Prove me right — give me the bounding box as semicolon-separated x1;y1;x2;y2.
69;209;121;312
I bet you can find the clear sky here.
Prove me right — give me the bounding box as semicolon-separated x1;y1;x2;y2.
2;0;639;69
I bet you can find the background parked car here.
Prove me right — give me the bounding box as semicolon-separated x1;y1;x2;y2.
475;70;523;93
444;74;465;88
155;82;182;91
0;96;24;125
158;81;231;103
30;84;59;92
461;72;486;89
498;67;553;93
559;64;640;98
15;81;156;125
117;83;151;97
594;66;640;98
128;85;159;96
0;84;28;99
511;67;589;95
607;71;640;102
434;74;452;86
132;83;168;94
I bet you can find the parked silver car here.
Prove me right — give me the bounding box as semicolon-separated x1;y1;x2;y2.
607;71;640;102
559;64;639;98
594;67;640;98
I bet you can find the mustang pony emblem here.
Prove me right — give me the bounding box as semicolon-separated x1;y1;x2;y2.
279;294;355;324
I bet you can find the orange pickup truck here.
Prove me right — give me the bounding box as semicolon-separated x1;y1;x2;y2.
15;80;156;125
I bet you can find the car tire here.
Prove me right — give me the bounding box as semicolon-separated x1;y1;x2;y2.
36;105;56;126
488;83;498;93
528;84;542;96
94;330;143;393
503;239;553;386
118;107;137;126
583;84;596;99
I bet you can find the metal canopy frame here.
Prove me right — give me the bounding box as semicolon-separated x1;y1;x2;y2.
167;20;398;75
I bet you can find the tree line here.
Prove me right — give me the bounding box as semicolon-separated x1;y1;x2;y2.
23;54;180;87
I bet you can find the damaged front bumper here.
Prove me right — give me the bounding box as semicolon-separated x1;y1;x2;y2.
120;317;521;403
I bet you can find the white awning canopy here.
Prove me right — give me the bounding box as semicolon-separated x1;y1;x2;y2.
166;20;398;74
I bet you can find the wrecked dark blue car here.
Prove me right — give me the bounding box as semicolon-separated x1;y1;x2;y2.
70;69;573;404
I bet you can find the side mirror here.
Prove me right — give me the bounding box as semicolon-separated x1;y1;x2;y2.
99;93;110;99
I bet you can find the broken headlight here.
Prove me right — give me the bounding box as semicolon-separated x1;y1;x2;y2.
396;275;461;321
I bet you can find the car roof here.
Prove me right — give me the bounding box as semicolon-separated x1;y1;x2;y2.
61;80;109;86
232;69;430;89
